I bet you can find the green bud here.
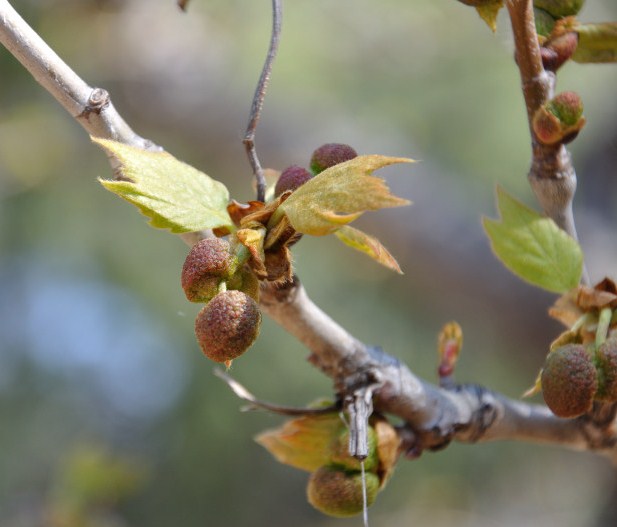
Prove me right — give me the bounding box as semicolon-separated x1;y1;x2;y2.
534;7;556;37
533;0;584;18
329;427;378;473
532;92;585;146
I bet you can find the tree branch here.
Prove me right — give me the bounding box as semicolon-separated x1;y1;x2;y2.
506;0;584;279
0;0;157;152
261;278;617;461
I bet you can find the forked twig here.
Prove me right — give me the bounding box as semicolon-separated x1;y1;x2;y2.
243;0;283;202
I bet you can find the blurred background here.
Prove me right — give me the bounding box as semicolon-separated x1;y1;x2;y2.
1;0;617;525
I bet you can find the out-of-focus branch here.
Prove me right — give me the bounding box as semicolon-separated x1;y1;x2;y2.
261;278;617;461
0;0;157;152
506;0;584;282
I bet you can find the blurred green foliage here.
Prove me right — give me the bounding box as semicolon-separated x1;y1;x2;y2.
1;1;617;526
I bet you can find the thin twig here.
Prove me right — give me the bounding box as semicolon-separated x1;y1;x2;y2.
214;368;340;416
243;0;283;203
0;0;158;152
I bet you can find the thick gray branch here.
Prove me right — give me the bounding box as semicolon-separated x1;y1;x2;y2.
261;279;617;461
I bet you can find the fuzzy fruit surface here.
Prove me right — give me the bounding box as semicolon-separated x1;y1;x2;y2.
310;143;358;175
541;343;597;418
307;466;379;518
595;338;617;402
194;290;261;363
329;427;378;473
274;165;313;197
181;238;234;303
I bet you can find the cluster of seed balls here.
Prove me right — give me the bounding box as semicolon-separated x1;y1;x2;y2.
181;143;358;365
541;338;617;418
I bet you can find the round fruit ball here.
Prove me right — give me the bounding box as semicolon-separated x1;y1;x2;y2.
307;466;379;518
181;238;235;303
194;290;261;363
595;338;617;402
274;165;313;197
310;143;358;175
541;343;597;418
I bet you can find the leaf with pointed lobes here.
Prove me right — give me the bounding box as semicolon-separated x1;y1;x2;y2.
475;0;504;32
94;138;234;234
482;186;583;294
278;155;412;237
334;226;402;274
255;413;345;473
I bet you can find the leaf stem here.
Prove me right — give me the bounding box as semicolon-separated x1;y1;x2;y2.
243;0;283;203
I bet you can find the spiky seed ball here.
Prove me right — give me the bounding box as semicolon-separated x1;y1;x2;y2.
595;338;617;402
329;427;378;473
274;165;313;197
307;466;379;518
310;143;358;175
194;290;261;363
541;344;597;418
181;238;234;303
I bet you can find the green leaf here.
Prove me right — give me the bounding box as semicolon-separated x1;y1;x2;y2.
94;138;233;234
482;186;583;293
255;414;344;473
278;155;412;236
334;226;402;274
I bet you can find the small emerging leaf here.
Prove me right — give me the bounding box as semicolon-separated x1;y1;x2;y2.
255;414;344;473
476;0;504;32
279;155;413;236
95;138;233;234
482;186;583;293
334;226;402;274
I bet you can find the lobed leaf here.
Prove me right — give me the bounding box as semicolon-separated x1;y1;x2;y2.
95;138;233;234
255;414;344;473
482;186;583;293
334;226;402;274
279;155;413;236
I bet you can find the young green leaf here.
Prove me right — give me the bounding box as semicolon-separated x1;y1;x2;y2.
94;138;233;234
334;226;402;274
256;414;345;473
278;155;413;237
482;186;583;293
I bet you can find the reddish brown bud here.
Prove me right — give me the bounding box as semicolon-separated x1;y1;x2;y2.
181;238;235;303
274;165;313;197
541;344;597;418
194;290;261;363
532;92;585;145
310;143;358;175
541;32;578;71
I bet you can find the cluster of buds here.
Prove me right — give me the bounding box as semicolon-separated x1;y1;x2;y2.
182;237;261;366
541;279;617;418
